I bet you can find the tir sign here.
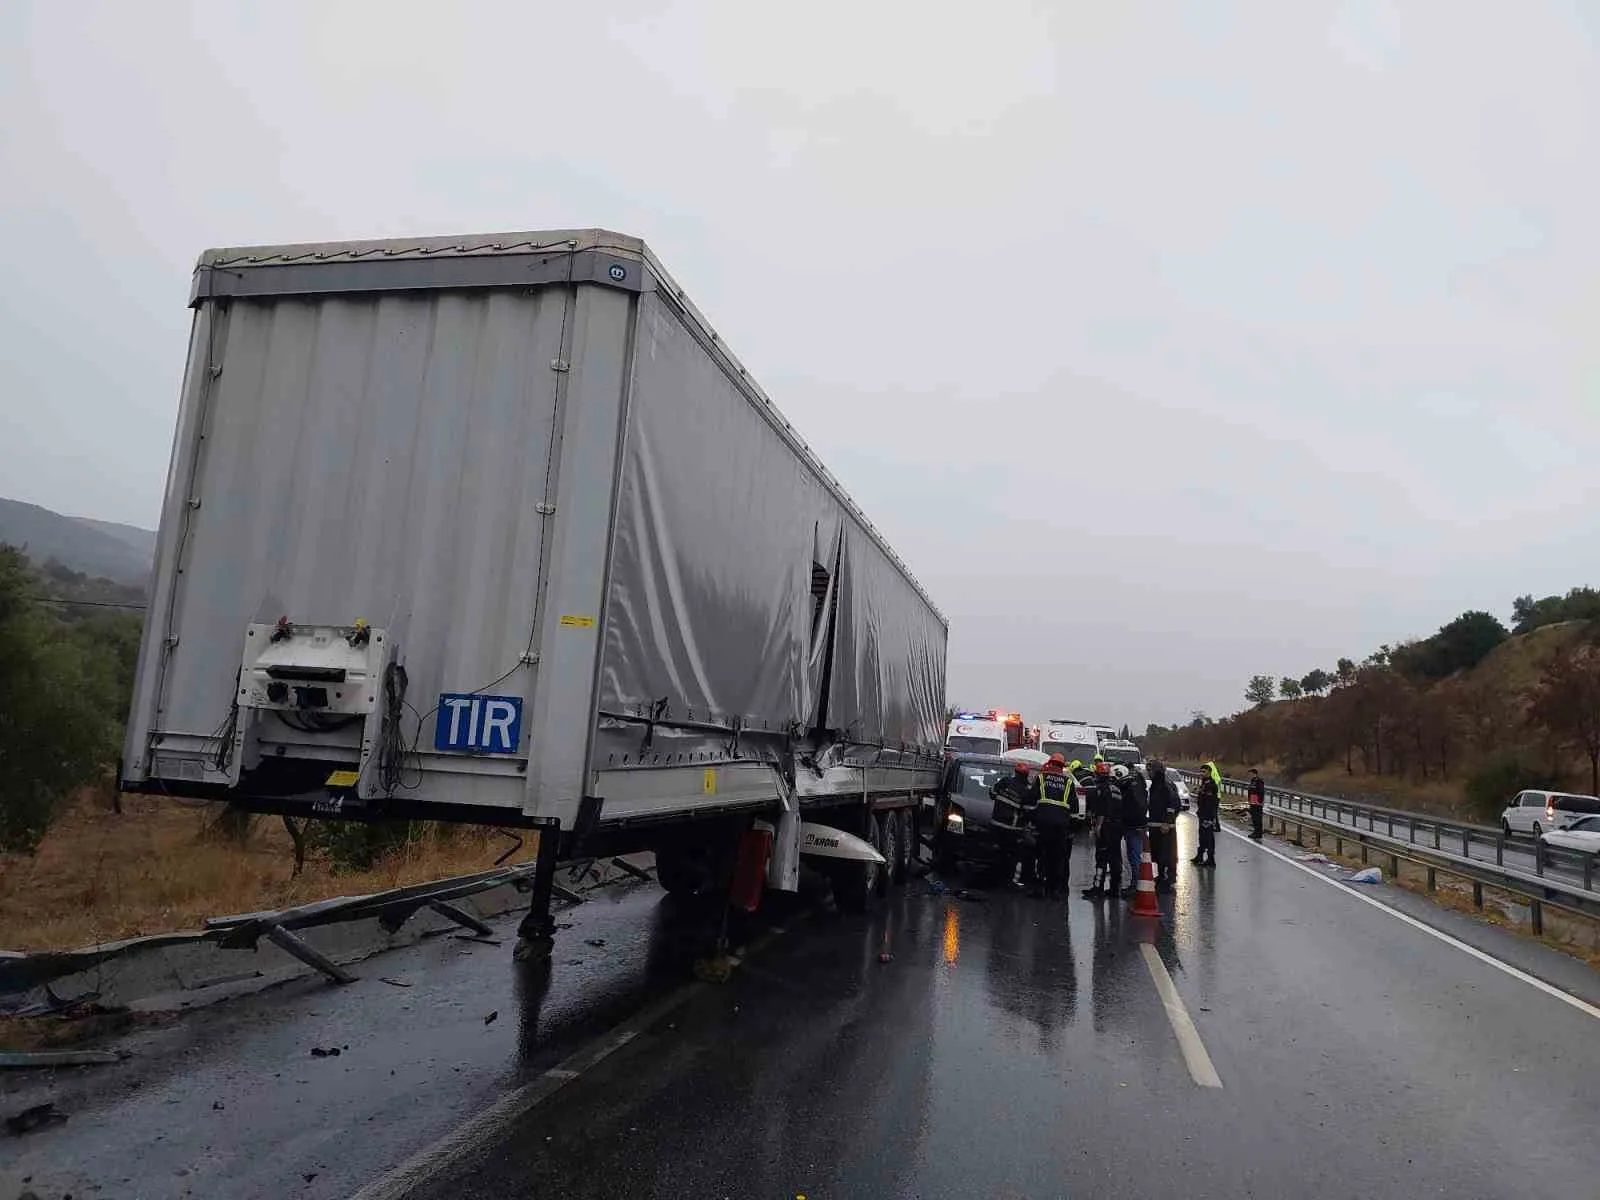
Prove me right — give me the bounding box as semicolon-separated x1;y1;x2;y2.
434;693;523;754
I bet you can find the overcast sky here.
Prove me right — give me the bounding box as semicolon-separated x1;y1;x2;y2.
2;1;1596;731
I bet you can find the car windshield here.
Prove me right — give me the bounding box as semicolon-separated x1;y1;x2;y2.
1569;817;1600;833
1042;740;1098;763
947;735;1004;754
1103;746;1142;765
950;763;1006;796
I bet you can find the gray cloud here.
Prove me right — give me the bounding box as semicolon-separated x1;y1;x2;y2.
2;0;1596;730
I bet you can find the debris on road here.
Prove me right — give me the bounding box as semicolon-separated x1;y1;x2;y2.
6;1101;68;1135
584;938;607;947
378;977;413;988
1297;853;1331;864
1347;867;1384;885
309;1046;342;1058
484;1010;499;1026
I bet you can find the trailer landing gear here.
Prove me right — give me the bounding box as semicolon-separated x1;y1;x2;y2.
513;819;563;965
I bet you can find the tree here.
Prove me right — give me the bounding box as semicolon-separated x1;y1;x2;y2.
1528;645;1600;795
1335;658;1357;686
0;547;111;851
1300;668;1332;696
1245;675;1276;707
1512;588;1600;636
1391;610;1508;681
1279;677;1303;700
1118;723;1131;740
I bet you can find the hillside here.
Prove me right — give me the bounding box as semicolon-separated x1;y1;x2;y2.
0;497;155;586
1148;610;1600;820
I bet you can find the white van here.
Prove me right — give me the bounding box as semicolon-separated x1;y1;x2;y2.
1500;790;1600;837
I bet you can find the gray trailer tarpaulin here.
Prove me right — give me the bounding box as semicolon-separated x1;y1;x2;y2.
600;291;946;756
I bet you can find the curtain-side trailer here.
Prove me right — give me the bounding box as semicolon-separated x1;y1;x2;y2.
121;229;948;957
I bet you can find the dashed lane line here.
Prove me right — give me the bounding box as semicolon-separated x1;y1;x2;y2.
1222;825;1600;1022
1139;942;1224;1089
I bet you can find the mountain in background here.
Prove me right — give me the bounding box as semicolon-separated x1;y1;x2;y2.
0;497;156;586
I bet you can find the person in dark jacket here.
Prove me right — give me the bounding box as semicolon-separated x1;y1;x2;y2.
1032;754;1075;898
989;762;1038;887
1146;761;1179;892
1247;767;1266;839
1193;772;1220;867
1081;761;1123;899
1115;766;1148;899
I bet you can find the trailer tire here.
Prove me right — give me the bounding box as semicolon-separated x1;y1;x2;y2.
835;855;880;915
876;811;899;896
655;846;710;898
892;809;912;883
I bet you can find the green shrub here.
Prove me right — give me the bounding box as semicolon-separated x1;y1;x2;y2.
308;818;421;872
1463;757;1549;822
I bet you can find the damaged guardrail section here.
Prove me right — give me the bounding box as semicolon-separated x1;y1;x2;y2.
0;855;653;1017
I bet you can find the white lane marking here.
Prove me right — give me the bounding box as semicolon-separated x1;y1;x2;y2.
1221;825;1600;1021
1139;943;1223;1089
350;921;796;1200
350;987;696;1200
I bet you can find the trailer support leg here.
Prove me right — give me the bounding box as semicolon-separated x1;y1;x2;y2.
514;821;562;964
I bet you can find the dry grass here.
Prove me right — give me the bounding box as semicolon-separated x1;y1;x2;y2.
0;791;530;953
1287;767;1474;821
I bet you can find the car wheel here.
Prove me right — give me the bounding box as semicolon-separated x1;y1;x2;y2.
1502;820;1512;839
875;812;896;897
1533;823;1542;838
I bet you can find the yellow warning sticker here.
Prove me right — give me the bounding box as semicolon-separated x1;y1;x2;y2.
703;768;717;795
558;615;596;629
325;769;360;789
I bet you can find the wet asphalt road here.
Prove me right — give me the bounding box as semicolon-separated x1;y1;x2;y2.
402;821;1600;1200
6;819;1600;1199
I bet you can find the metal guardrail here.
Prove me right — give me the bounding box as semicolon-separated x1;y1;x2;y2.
1174;771;1600;935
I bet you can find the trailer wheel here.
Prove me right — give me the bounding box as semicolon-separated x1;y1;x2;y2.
836;816;883;913
892;809;912;884
876;811;897;896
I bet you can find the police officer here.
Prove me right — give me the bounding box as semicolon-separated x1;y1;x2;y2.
1081;761;1123;899
1146;760;1179;892
1033;754;1075;898
1193;770;1220;867
989;762;1038;888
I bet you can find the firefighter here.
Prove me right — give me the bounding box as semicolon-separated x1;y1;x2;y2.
989;762;1038;888
1193;770;1220;867
1033;753;1075;898
1080;761;1123;899
1146;760;1179;892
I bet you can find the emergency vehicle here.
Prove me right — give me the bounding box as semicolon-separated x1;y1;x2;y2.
945;710;1026;755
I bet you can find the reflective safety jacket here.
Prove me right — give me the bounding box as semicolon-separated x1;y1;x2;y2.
990;773;1038;831
1035;765;1075;830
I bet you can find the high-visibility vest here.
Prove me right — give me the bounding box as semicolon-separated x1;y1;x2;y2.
1038;769;1072;809
1206;762;1223;794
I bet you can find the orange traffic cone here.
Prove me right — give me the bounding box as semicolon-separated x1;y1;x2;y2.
1131;849;1161;918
